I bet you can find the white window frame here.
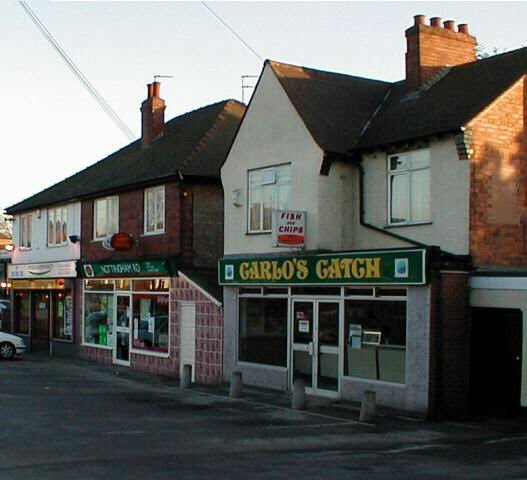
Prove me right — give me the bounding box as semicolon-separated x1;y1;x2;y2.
143;185;165;235
47;206;68;247
247;164;291;233
387;149;431;226
93;196;119;240
20;214;32;249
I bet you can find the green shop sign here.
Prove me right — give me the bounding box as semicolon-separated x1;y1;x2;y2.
219;249;426;286
81;258;177;278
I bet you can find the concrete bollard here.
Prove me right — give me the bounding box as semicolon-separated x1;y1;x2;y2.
180;364;192;389
359;389;376;422
229;371;242;398
292;378;306;410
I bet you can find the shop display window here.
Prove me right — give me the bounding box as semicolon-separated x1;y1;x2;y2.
238;297;287;367
14;291;30;334
52;291;73;341
344;300;407;383
84;293;113;346
132;294;169;353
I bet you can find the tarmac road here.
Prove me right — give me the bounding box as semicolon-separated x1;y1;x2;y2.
1;355;526;479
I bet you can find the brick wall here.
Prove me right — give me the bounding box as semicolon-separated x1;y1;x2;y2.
428;266;471;419
81;181;223;268
469;77;527;266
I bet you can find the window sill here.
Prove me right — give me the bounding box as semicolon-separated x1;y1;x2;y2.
47;243;68;248
130;348;170;358
245;231;272;236
385;221;433;229
141;231;165;237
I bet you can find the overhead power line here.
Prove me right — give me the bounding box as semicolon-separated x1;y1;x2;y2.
201;2;263;62
19;1;135;141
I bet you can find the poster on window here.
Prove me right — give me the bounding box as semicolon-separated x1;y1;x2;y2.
349;324;362;349
65;296;73;336
272;210;306;248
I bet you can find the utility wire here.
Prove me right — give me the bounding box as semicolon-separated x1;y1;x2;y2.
19;1;135;141
201;2;263;62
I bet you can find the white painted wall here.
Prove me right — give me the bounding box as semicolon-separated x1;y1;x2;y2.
223;63;332;255
11;202;82;264
358;138;470;254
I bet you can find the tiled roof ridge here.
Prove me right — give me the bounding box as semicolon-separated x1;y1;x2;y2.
268;59;392;86
179;99;243;175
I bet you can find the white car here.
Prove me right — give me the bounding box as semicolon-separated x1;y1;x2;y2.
0;332;26;360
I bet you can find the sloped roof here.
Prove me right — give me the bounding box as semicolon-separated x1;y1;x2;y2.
357;46;527;149
7;100;246;214
269;61;391;154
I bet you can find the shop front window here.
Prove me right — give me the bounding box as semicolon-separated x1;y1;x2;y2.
52;291;73;341
132;294;169;353
84;293;113;346
14;291;30;334
238;297;287;367
344;300;407;383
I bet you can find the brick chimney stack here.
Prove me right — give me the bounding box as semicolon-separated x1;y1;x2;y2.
405;14;477;91
141;81;166;147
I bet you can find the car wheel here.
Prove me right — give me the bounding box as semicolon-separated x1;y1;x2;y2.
0;342;15;360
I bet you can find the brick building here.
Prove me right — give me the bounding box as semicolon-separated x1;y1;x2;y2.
220;15;527;418
7;83;245;383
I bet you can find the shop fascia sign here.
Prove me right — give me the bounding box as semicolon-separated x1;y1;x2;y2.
272;210;306;248
81;258;177;278
8;261;77;279
219;249;426;285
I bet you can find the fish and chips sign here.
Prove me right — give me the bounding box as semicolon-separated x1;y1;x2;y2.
219;249;426;285
272;210;306;248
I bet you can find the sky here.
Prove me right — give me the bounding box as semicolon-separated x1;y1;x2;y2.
2;0;527;212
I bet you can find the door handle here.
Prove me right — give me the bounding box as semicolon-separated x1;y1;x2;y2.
308;342;314;356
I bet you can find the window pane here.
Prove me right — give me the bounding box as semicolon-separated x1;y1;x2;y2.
133;278;170;292
53;291;73;340
409;150;430;169
344;300;406;383
390;174;408;223
249;186;262;231
276;184;290;211
132;294;169;353
238;297;287;366
62;208;68;243
156;189;165;230
109;197;118;234
276;165;291;183
249;170;262;186
84;293;113;346
48;211;55;245
262;184;274;230
55;218;61;244
410;169;430;222
95;200;107;238
27;216;31;247
146;191;155;232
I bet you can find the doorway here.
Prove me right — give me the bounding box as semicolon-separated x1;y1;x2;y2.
291;300;340;397
32;291;50;352
470;307;523;417
113;295;131;366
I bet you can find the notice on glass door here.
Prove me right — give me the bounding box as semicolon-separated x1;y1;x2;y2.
298;320;310;333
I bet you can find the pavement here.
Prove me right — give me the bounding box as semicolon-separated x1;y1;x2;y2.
1;353;527;479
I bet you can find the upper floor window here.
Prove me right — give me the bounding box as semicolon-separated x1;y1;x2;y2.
388;149;430;225
48;206;68;246
248;164;291;233
20;214;32;249
94;196;118;240
144;186;165;234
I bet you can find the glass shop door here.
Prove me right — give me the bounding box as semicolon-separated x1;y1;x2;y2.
291;300;340;397
113;295;131;366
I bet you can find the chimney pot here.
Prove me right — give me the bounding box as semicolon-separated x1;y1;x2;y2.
458;23;469;34
443;20;456;31
152;81;161;97
414;14;426;26
147;83;153;98
430;17;442;27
